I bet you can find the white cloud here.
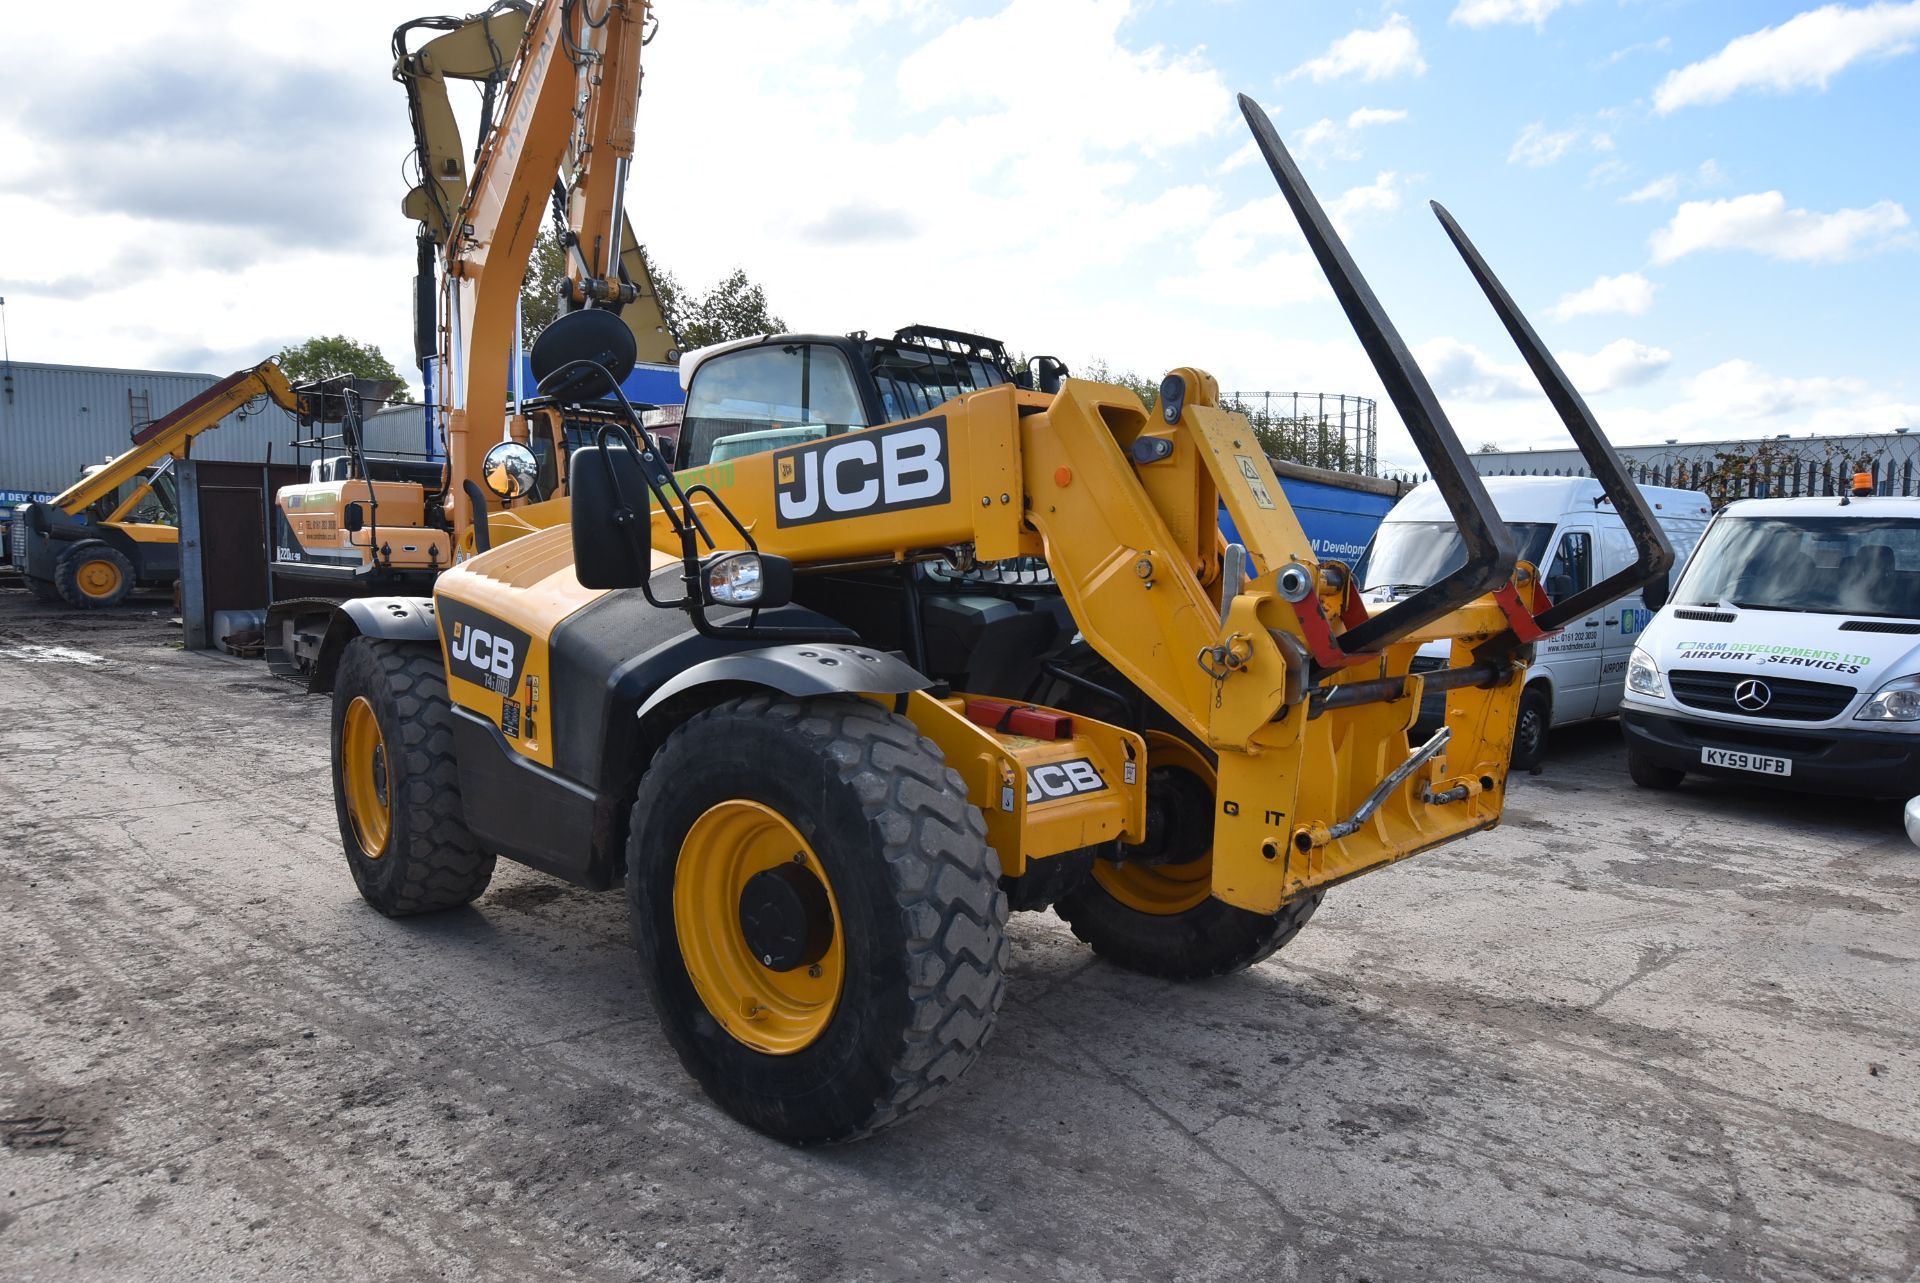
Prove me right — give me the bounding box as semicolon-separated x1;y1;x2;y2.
1508;122;1581;166
1417;335;1670;402
1559;339;1673;392
1347;107;1410;129
1650;191;1912;263
1654;1;1920;113
1451;0;1564;31
1551;272;1658;320
1291;14;1427;82
1600;358;1920;442
1327;172;1404;232
1600;36;1672;66
1622;175;1680;204
1293;107;1409;161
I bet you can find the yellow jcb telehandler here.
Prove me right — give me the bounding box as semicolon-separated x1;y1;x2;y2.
305;97;1671;1144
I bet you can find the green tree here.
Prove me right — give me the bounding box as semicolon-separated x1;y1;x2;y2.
519;226;568;346
1476;441;1502;454
654;267;787;350
276;335;412;403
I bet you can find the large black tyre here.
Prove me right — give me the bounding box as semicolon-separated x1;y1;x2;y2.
24;576;62;604
1058;880;1322;981
329;637;494;916
1054;726;1323;981
54;541;134;608
1510;683;1552;772
628;693;1008;1145
1627;747;1686;790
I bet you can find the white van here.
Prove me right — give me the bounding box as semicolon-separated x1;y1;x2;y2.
1620;491;1920;799
1356;476;1712;768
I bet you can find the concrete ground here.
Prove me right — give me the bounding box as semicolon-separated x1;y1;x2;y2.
0;587;1915;1283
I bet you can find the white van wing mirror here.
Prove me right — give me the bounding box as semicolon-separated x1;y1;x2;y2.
1906;796;1920;849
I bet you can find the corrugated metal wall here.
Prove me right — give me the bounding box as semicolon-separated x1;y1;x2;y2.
0;361;308;497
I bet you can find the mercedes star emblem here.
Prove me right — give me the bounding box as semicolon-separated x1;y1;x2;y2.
1733;678;1772;712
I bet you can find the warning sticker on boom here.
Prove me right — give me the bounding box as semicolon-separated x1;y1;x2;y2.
1235;455;1276;509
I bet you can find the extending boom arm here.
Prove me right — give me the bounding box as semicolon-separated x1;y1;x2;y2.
51;362;299;515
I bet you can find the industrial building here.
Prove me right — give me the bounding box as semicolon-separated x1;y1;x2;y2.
1393;429;1920;502
0;360;430;502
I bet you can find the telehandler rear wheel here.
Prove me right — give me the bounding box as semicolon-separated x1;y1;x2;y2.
628;693;1008;1145
54;541;134;608
329;637;495;917
1056;731;1322;980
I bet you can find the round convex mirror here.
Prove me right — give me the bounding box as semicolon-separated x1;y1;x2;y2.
482;441;539;500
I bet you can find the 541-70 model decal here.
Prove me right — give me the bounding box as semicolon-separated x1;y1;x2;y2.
773;416;949;527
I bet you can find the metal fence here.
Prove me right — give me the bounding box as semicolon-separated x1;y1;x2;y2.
1220;391;1378;476
1463;434;1920;508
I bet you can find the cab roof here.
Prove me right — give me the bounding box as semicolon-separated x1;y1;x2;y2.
1717;493;1920;519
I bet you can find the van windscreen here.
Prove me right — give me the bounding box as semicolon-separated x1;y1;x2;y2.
1357;521;1554;593
1675;515;1920;619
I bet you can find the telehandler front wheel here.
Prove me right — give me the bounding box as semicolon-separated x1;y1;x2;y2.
628;693;1008;1145
54;541;134;608
329;637;495;917
1055;731;1322;980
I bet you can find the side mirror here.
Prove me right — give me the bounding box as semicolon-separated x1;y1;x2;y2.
1644;569;1672;613
342;502;365;533
482;441;539;501
1031;355;1069;395
569;445;652;589
1547;574;1575;601
1906;796;1920;849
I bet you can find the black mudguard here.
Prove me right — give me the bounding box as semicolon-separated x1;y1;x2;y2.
305;596;438;693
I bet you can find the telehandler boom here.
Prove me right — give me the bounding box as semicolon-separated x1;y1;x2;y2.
309;95;1670;1145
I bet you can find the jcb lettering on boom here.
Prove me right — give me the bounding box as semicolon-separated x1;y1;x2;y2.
774;418;950;526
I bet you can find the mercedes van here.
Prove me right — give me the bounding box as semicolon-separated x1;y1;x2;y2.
1620;490;1920;798
1357;476;1712;768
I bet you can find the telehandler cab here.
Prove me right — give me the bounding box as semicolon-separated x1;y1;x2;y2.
311;98;1670;1143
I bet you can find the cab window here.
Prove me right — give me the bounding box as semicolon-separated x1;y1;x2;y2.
680;344;867;470
1547;530;1592;598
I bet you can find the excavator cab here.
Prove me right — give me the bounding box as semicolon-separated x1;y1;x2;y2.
314;96;1671;1146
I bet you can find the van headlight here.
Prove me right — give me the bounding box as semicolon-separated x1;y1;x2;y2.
1857;674;1920;722
1626;647;1664;697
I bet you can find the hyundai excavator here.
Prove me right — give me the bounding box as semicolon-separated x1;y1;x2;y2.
267;0;675;673
11;362;306;608
300;87;1672;1144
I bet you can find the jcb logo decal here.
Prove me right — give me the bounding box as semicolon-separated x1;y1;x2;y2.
439;600;531;698
1027;757;1107;804
774;417;949;527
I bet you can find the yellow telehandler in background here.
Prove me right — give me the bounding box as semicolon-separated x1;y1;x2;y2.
307;94;1671;1144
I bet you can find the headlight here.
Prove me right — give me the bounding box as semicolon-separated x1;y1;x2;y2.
703;552;766;605
1857;673;1920;722
1626;647;1664;697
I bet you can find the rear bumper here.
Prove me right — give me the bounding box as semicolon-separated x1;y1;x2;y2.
1621;707;1920;799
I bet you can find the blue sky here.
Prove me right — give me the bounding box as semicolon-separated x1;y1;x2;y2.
1;1;1914;472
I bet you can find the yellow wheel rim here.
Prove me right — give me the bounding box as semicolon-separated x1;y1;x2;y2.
1094;731;1214;916
75;558;124;599
340;696;393;858
674;800;844;1056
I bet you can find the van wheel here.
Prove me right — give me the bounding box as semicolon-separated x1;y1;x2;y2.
1510;685;1551;771
1627;748;1685;790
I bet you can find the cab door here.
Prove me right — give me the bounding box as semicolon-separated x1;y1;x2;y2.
1537;523;1602;722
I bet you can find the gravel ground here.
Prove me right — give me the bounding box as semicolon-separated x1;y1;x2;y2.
1;586;1915;1283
